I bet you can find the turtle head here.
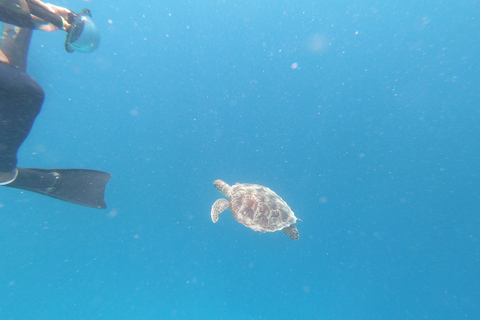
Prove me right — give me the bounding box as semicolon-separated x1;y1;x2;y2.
213;179;231;196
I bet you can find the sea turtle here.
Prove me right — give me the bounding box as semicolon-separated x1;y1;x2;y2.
211;179;300;240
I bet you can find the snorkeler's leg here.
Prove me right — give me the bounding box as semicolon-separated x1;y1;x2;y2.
0;64;111;207
0;63;44;177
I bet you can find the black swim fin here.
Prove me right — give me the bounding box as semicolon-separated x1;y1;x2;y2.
3;167;111;209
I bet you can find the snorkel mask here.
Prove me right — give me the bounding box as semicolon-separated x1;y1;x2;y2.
65;9;100;53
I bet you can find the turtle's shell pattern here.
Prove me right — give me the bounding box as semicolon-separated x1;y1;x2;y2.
228;183;297;232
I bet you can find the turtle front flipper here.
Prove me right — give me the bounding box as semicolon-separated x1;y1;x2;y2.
211;198;230;223
282;225;299;240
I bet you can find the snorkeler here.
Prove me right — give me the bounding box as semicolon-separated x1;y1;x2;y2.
0;0;110;208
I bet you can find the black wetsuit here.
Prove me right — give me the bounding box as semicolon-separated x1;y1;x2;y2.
0;62;44;172
0;5;45;172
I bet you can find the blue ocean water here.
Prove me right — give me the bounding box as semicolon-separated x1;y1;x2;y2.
1;0;479;319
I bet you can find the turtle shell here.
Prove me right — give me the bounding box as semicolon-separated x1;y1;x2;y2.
228;183;297;232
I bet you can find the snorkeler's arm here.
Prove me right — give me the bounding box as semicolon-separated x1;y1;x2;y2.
0;0;72;31
26;0;72;31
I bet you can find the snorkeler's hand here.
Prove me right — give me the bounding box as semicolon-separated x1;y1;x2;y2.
44;3;72;29
65;12;77;31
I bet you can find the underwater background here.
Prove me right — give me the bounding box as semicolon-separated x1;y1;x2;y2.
1;0;479;319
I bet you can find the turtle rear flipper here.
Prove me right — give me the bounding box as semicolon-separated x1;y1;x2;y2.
282;225;299;240
211;198;229;223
